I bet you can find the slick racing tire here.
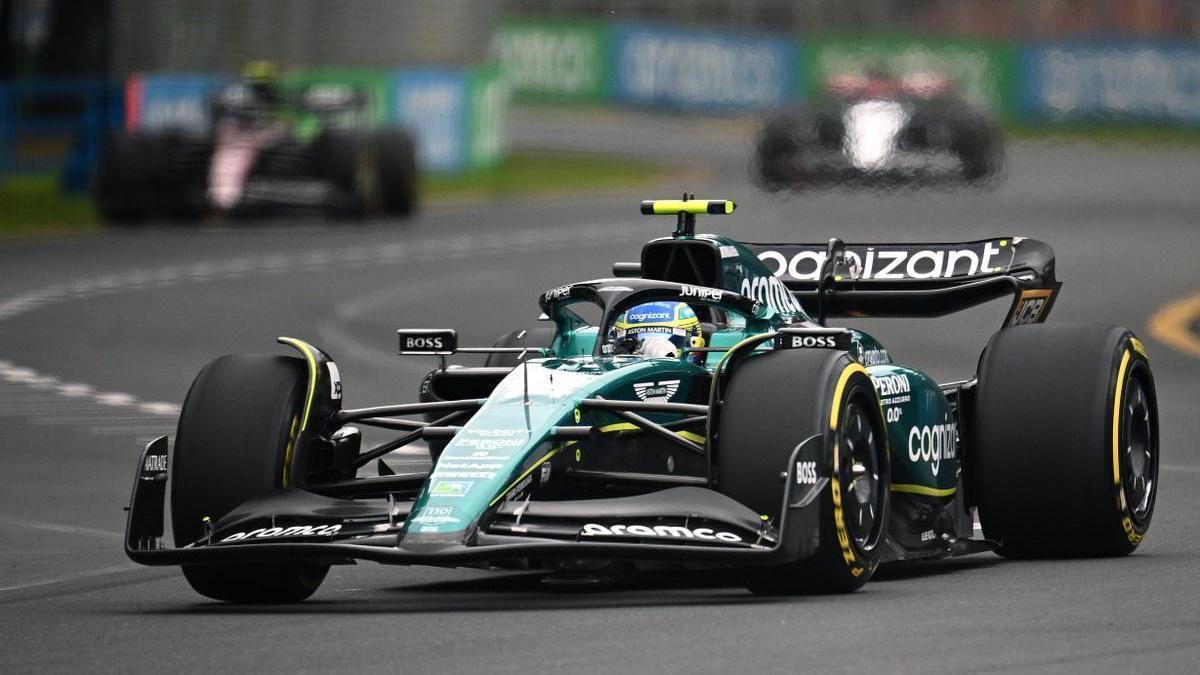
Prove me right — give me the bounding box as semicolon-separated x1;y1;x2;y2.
971;323;1158;558
375;127;418;216
753;111;814;191
95;132;209;223
317;131;373;218
172;354;329;602
753;109;840;190
948;107;1004;182
718;349;889;594
95;132;151;223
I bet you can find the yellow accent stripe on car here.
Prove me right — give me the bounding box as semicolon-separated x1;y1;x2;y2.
280;414;299;487
277;336;319;432
640;199;735;216
891;483;957;497
489;448;560;507
597;423;706;444
1112;350;1131;486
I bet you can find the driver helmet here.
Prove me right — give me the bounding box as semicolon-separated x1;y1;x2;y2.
241;60;282;104
611;301;702;358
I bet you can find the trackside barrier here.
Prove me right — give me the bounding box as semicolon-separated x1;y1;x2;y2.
0;79;121;192
125;74;229;134
494;17;1200;127
491;18;609;103
1018;42;1200;124
609;23;801;110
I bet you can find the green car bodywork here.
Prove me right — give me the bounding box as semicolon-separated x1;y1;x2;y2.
404;232;957;537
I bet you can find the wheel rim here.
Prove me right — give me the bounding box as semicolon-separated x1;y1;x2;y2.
1121;373;1156;525
840;400;883;549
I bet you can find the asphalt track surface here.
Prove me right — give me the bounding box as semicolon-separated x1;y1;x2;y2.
2;109;1199;673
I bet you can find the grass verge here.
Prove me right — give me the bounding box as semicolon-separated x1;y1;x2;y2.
424;149;671;202
0;174;99;238
0;150;671;239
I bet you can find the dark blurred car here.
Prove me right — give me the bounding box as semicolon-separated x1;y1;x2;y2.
95;80;418;223
754;70;1003;190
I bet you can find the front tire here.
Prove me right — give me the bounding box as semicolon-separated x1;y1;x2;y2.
971;323;1158;558
718;349;889;594
172;354;329;602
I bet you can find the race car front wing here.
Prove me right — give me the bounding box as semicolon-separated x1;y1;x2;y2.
124;435;828;568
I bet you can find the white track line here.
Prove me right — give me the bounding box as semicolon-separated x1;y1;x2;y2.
0;514;124;540
0;221;643;431
1163;464;1200;474
0;563;144;595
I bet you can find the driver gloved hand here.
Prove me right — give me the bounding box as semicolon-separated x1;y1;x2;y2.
640;339;678;359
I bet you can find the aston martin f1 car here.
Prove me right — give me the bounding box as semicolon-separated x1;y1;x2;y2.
96;80;417;222
125;197;1158;602
755;69;1004;190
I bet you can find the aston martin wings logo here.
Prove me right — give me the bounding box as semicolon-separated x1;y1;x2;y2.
633;379;681;402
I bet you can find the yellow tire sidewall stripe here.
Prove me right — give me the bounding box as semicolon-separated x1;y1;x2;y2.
1111;350;1130;488
828;361;870;577
277;337;321;488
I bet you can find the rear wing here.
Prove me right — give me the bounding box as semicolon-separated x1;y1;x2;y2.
742;237;1061;326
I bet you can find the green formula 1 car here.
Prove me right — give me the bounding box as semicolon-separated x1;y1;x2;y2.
125;197;1159;602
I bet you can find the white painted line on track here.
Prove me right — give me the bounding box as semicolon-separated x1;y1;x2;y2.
1163;464;1200;474
0;563;144;595
0;514;124;540
0;220;644;435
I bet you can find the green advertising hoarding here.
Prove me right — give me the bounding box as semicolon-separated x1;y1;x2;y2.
494;19;608;103
805;36;1018;119
468;64;507;170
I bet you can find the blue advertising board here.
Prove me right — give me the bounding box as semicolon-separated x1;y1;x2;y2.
1020;42;1200;124
609;24;800;110
392;70;469;173
129;74;229;132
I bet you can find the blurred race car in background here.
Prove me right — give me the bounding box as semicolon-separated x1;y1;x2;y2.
754;68;1004;190
95;66;418;223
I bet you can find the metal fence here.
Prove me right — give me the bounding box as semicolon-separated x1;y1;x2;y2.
110;0;502;78
502;0;1200;39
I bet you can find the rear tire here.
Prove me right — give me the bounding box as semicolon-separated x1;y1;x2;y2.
172;354;329;602
316;131;371;218
718;349;888;594
95;133;151;223
375;128;418;216
971;323;1158;558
